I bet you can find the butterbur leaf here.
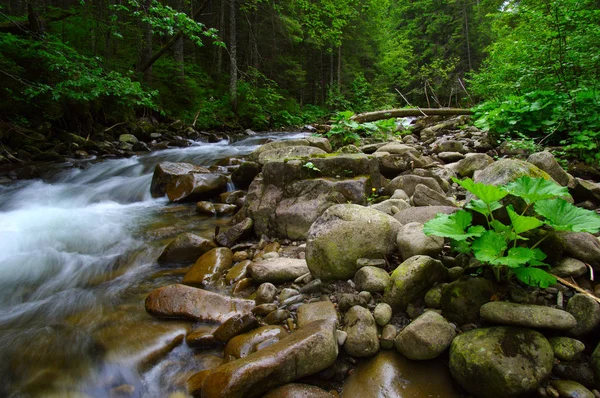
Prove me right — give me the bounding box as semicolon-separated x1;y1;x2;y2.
506;205;544;234
535;198;600;233
472;231;507;263
451;239;472;254
466;199;503;217
493;247;546;268
452;177;508;204
512;267;557;288
423;210;483;241
504;176;569;204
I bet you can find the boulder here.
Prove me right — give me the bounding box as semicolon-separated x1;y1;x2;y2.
343;306;379;357
451;153;494;178
145;284;254;323
566;294;600;336
248;258;310;284
383;255;447;311
480;302;577;331
157;233;216;265
573;178;600;204
411;184;455;207
528;151;572;187
591;343;600;387
263;384;334;398
375;142;420;155
393;205;459;225
394;311;456;360
231;161;262;189
215;218;253;248
194;319;338;398
224;325;288;359
306;204;401;280
441;278;496;325
556;232;600;269
438;152;465;163
354;266;390;293
387;175;445;197
473;158;554;189
166;173;228;202
150;161;210;198
183;247;234;287
396;222;444;261
250;139;330;162
258;146;327;164
369;198;411;216
374;151;432;177
432;139;466;154
297;301;338;328
449;327;553;398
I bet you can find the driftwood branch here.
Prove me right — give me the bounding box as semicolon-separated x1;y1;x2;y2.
552;274;600;304
351;108;473;123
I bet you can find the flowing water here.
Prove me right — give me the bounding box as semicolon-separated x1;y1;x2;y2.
0;132;308;398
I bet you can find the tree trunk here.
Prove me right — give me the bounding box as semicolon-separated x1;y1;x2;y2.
217;0;225;74
139;0;153;82
337;44;342;89
229;0;238;114
351;108;473;123
173;0;185;81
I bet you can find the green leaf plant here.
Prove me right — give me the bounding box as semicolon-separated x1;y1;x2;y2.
423;176;600;288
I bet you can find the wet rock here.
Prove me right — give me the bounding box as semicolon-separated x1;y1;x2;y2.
255;283;277;304
249;258;310;284
252;303;278;316
186;326;219;348
397;222;444;261
183;247;233;287
215;217;254;248
549;337;585;361
373;303;393;326
213;314;259;343
299;279;322;294
381;325;397;350
480;302;577;331
341;350;461;398
224;325;288;359
449;327;553;398
231;161;262;189
451;153;494;178
279;288;300;302
384;255;447;312
263;383;334;398
232;278;253;295
552;257;588;278
166;173;228;202
393;205;459;225
566;294;600;336
550;380;594;398
306;204;401;280
387;175;445;197
354;266;390;293
196;202;237;216
194;319;338;398
265;309;290;325
441;278;496;325
145;284;254;323
528;151;572;187
395;311;456;360
297;301;338;328
150;162;210;198
343;306;379;357
412;184;455;207
157;233;216;265
225;260;251;285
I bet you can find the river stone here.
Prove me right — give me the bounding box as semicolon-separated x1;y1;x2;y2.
255;283;277;304
438;152;465;163
474;158;554;189
394;311;456;360
381;325;397;350
213;314;259;343
119;133;139;145
224;325;288;359
451;153;494;178
166;173;228;202
573;178;600;204
374;151;431;177
343;306;379;357
305;136;332;153
215;217;253;248
552;257;588;277
157;232;216;265
150;161;210;198
341;350;462;398
373;303;393;326
441;278;496;325
424;284;445;309
556;232;600;269
306;204;401;280
265;309;290;325
297;301;338;328
550;380;595;398
369;198;411;216
393;205;459;225
375;142;420;155
338;294;367;313
231;161;262;189
257;146;327;165
250;139;321;161
186;325;219;348
480;301;577;330
194;319;338;398
145;284;254;323
183;247;233;287
528;151;572;187
397;222;444;261
566;294;600;336
432;139;466;154
412;184;455;207
248;258;310;284
449;327;553;398
263;383;334;398
591;343;600;388
549;337;586;361
387;175;445;197
252;303;278;316
225;260;250;285
354;266;390;293
383;255;447;312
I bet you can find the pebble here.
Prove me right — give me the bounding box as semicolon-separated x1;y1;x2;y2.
300;279;322;293
381;324;397;350
337;330;348;346
279;288;300;302
264;309;290;325
373;303;393;326
255;283;277;304
252;303;278;316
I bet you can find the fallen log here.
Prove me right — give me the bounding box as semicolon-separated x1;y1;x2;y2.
351;108;473;123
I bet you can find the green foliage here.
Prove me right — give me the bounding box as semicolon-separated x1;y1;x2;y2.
325;111;396;149
424;176;600;288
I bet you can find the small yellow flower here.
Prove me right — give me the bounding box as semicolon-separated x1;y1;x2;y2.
371;188;376;192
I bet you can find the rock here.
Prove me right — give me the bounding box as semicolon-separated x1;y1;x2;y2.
279;288;300;302
394;311;456;360
451;153;494;178
194;320;338;398
550;380;595;398
553;257;588;278
438;152;465;163
119;133;139;144
383;255;447;312
224;325;288;359
341;350;461;398
412;184;456;207
432;139;466;154
215;218;253;248
213;314;259;343
145;284;254;323
338;294;367;312
196;202;237;216
373;303;393;326
554;361;596;389
225;260;250;285
255;283;277;305
265;309;290;325
480;302;577;331
374;151;432;177
441;278;496;325
397;222;445;261
258;146;327;164
305;136;332;153
250;139;327;161
343;306;379;357
375;142;420;155
566;294;600;336
263;384;334;398
528;151;572;187
166;173;228;202
369;199;411;216
354;266;390;293
306;204;401;280
573;178;600;204
449;327;553;398
248;258;310;284
157;233;216;265
424;284;445;309
473;158;554;190
150;162;210;198
393;205;459;225
380;325;397;350
387;175;445;197
549;337;586;361
231;161;262;189
556;232;600;269
186;326;219;348
183;247;233;287
297;301;338;328
591;343;600;387
252;304;278;316
390;189;410;201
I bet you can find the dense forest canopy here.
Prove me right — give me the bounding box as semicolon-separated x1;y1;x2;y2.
0;0;598;161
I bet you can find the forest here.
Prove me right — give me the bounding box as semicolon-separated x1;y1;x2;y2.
0;0;599;163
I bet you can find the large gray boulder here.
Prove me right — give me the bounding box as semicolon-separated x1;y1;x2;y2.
306;204;401;280
150;161;210;197
450;153;494;178
394;311;456;360
449;327;554;398
258;146;327;164
249;139;331;162
166;172;228;202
